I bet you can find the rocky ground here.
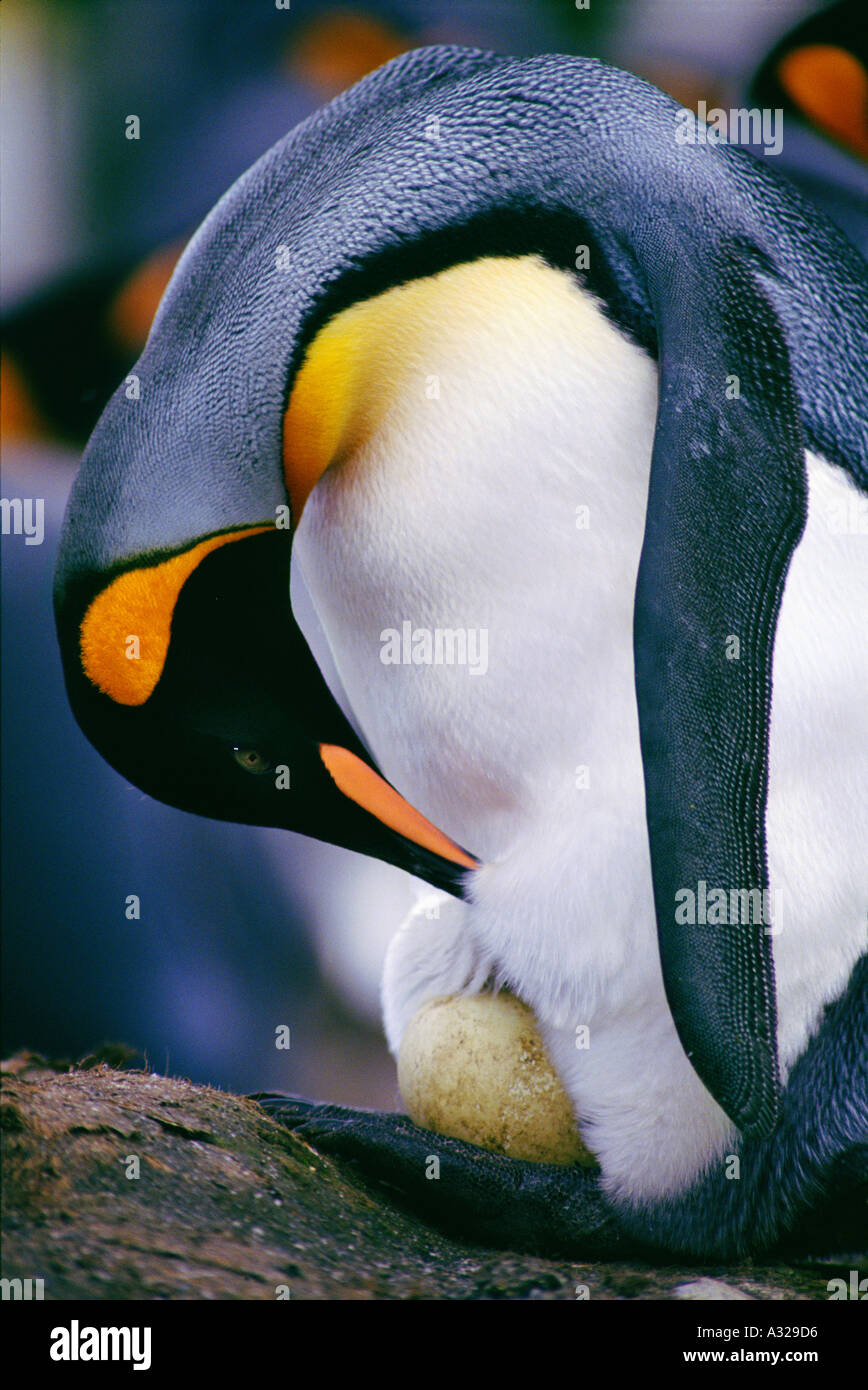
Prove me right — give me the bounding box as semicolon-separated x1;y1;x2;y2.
0;1051;844;1301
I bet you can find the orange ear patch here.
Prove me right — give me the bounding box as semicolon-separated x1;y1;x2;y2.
80;526;271;706
319;743;478;870
778;44;868;160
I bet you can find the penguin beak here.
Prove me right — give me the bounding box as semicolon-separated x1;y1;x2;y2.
318;743;477;873
56;526;478;898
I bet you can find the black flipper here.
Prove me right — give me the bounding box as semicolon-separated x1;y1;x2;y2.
635;240;808;1136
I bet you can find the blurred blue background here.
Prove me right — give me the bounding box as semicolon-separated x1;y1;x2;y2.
2;0;864;1102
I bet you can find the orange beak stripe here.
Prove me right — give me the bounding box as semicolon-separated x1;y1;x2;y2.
319;744;478;871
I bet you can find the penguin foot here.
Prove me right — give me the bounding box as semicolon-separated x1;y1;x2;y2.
254;1092;630;1258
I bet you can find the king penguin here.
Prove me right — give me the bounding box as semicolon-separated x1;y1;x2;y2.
54;46;868;1259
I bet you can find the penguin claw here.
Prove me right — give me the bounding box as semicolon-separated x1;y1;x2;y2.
250;1092;319;1123
255;1093;629;1258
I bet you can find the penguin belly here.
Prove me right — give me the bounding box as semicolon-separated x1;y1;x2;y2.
292;255;866;1203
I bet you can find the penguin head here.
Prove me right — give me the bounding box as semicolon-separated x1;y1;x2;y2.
55;514;476;897
53;49;521;903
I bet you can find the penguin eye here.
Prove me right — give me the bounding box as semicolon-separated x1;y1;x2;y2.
232;747;272;774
